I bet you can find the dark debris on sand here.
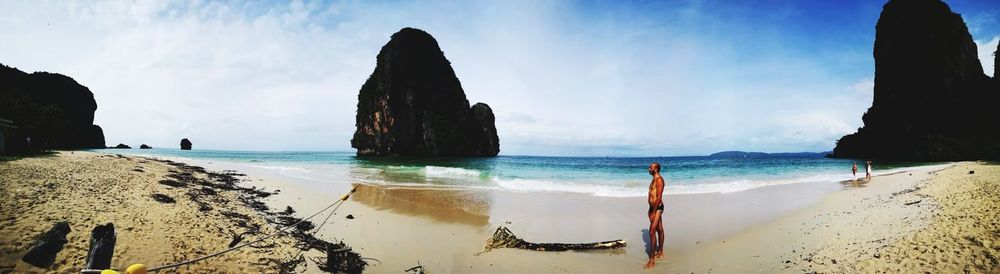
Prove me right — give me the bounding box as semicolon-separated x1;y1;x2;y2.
158;179;186;188
144;157;366;273
151;193;176;203
314;241;368;274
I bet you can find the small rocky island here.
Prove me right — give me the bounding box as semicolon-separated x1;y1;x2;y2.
351;27;500;156
832;0;1000;161
180;138;192;150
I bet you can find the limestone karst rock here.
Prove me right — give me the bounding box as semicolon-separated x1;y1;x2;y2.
0;64;106;151
180;138;192;150
832;0;1000;160
351;28;500;156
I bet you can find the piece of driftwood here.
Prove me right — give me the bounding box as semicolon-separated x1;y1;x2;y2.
478;226;626;254
316;241;366;274
404;262;428;274
85;223;116;270
21;221;71;268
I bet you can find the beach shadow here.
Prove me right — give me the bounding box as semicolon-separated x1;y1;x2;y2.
349;183;490;226
839;178;870;188
641;229;651;257
0;150;57;162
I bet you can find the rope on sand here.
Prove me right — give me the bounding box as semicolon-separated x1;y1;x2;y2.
81;187;357;273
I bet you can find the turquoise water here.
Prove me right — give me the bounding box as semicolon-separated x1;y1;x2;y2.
92;149;930;197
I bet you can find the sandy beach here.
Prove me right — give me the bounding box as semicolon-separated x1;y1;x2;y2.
3;152;999;273
0;152;300;273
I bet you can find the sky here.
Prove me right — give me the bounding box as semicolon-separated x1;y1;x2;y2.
1;0;999;156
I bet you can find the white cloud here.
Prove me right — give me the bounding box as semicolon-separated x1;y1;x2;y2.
977;36;999;77
850;78;874;93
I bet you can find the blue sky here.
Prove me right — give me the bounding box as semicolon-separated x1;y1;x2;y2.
1;0;999;156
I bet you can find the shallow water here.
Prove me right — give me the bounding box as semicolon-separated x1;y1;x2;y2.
92;149;934;197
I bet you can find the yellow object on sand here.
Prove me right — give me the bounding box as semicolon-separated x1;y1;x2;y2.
100;270;119;274
126;264;148;274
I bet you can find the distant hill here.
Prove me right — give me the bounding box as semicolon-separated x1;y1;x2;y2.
0;64;106;152
709;151;832;158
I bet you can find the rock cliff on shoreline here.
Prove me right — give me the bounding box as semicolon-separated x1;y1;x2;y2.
351;27;500;156
832;0;1000;160
0;64;106;152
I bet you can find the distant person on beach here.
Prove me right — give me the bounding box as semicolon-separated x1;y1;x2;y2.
865;160;873;181
645;162;665;269
852;162;858;179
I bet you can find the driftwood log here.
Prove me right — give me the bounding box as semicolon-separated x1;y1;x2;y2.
85;223;116;270
478;226;626;254
21;221;71;268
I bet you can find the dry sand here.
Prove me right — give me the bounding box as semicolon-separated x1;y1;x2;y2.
0;151;299;273
853;162;1000;273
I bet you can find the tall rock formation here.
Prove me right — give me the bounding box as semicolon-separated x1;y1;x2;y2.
0;64;106;151
833;0;1000;160
351;27;500;156
180;138;192;150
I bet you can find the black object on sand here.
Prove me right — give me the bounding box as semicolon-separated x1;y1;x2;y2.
152;193;176;203
21;221;71;268
85;223;116;270
318;241;367;274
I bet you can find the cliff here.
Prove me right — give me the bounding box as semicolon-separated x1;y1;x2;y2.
351;28;500;156
0;64;106;151
832;0;1000;160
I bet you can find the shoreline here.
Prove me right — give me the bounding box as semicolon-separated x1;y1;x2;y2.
94;149;946;198
4;151;994;273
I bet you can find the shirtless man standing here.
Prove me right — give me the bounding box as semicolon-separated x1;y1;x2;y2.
645;162;665;269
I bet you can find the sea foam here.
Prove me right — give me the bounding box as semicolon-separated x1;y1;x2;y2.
423;166;482;178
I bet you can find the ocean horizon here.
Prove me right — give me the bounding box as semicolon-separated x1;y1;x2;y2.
92;148;940;197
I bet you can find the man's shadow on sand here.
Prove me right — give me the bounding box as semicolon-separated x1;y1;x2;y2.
641;229;652;257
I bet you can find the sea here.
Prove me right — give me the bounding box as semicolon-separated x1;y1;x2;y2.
91;149;935;197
